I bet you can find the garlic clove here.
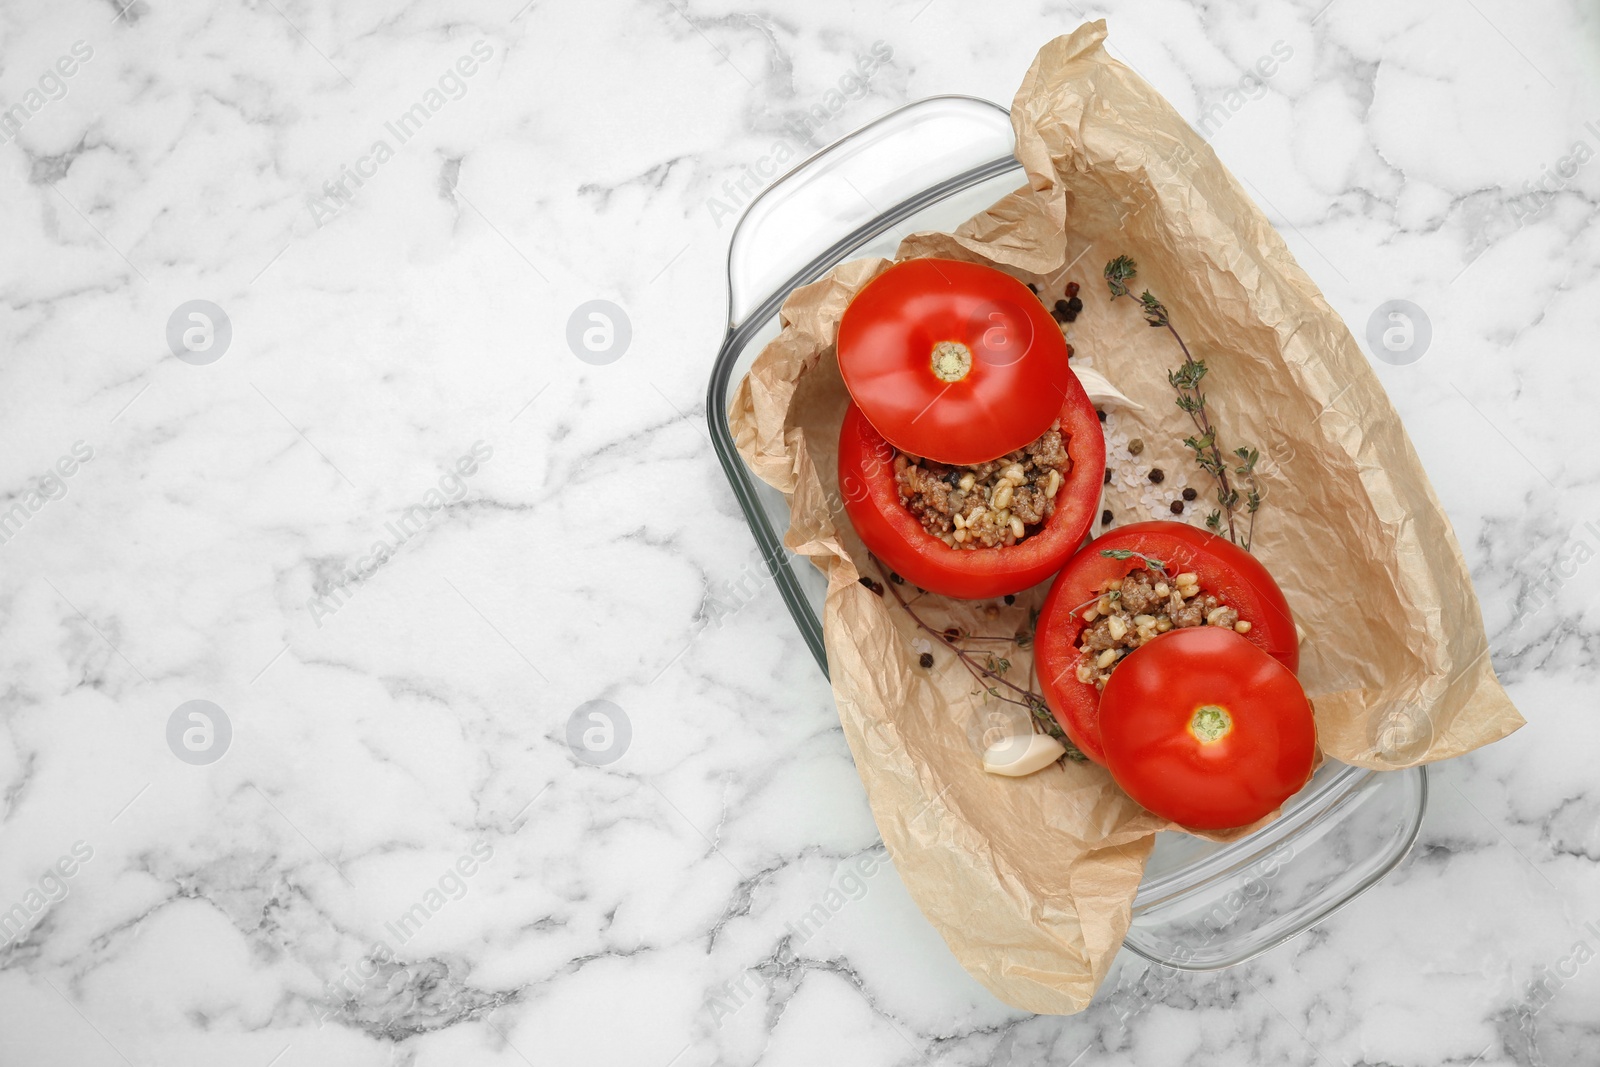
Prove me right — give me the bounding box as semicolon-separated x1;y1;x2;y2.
982;733;1067;777
1070;364;1142;410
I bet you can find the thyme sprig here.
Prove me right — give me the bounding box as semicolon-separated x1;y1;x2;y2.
1099;548;1167;575
1104;256;1262;551
876;564;1086;761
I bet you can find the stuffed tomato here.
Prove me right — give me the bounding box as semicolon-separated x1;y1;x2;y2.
1033;521;1298;764
834;258;1104;599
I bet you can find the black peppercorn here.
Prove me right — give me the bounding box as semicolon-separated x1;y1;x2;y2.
1065;296;1083;316
1027;282;1039;294
1097;410;1108;423
1052;299;1071;322
890;572;904;584
1148;468;1165;484
1004;594;1016;606
859;576;873;589
919;652;934;668
1170;500;1184;514
1104;467;1113;485
1102;509;1113;525
1182;487;1197;501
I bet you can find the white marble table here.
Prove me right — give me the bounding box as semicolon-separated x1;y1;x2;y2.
1;1;1595;1064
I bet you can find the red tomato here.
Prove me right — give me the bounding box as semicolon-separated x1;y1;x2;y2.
1098;627;1317;829
1034;522;1298;764
836;258;1075;465
837;389;1104;600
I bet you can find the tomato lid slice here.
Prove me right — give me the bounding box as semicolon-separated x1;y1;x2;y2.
1098;626;1316;830
836;258;1075;466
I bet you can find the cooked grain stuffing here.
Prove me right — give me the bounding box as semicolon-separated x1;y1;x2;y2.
1074;566;1252;689
895;422;1071;549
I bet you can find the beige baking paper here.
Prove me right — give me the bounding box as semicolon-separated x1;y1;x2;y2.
730;21;1523;1016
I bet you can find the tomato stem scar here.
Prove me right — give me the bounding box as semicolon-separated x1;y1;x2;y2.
930;341;973;383
1190;704;1232;743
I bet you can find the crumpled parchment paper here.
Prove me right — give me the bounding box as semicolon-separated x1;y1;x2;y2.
729;20;1523;1015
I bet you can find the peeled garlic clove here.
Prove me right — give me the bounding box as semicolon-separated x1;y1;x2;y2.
1070;364;1142;410
982;733;1067;777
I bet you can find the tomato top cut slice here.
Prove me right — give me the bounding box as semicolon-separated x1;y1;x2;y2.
836;258;1075;466
1098;627;1317;830
1033;521;1299;764
837;385;1104;600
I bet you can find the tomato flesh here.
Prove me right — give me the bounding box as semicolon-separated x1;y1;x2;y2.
837;258;1075;466
1034;521;1298;764
1098;627;1317;829
837;389;1104;600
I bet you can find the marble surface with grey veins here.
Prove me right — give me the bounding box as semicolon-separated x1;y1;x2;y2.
1;0;1597;1064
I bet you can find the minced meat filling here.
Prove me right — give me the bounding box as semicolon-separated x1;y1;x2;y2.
1074;566;1252;689
894;421;1072;549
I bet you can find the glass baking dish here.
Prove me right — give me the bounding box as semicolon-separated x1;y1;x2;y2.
705;95;1427;972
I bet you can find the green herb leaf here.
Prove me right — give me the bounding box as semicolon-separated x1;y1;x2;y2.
1138;290;1170;328
1099;548;1166;570
1104;256;1138;299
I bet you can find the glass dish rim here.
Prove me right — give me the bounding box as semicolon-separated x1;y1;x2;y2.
1122;760;1428;970
707;95;1019;675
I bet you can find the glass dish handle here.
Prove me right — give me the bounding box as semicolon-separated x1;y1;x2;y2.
723;95;1017;328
